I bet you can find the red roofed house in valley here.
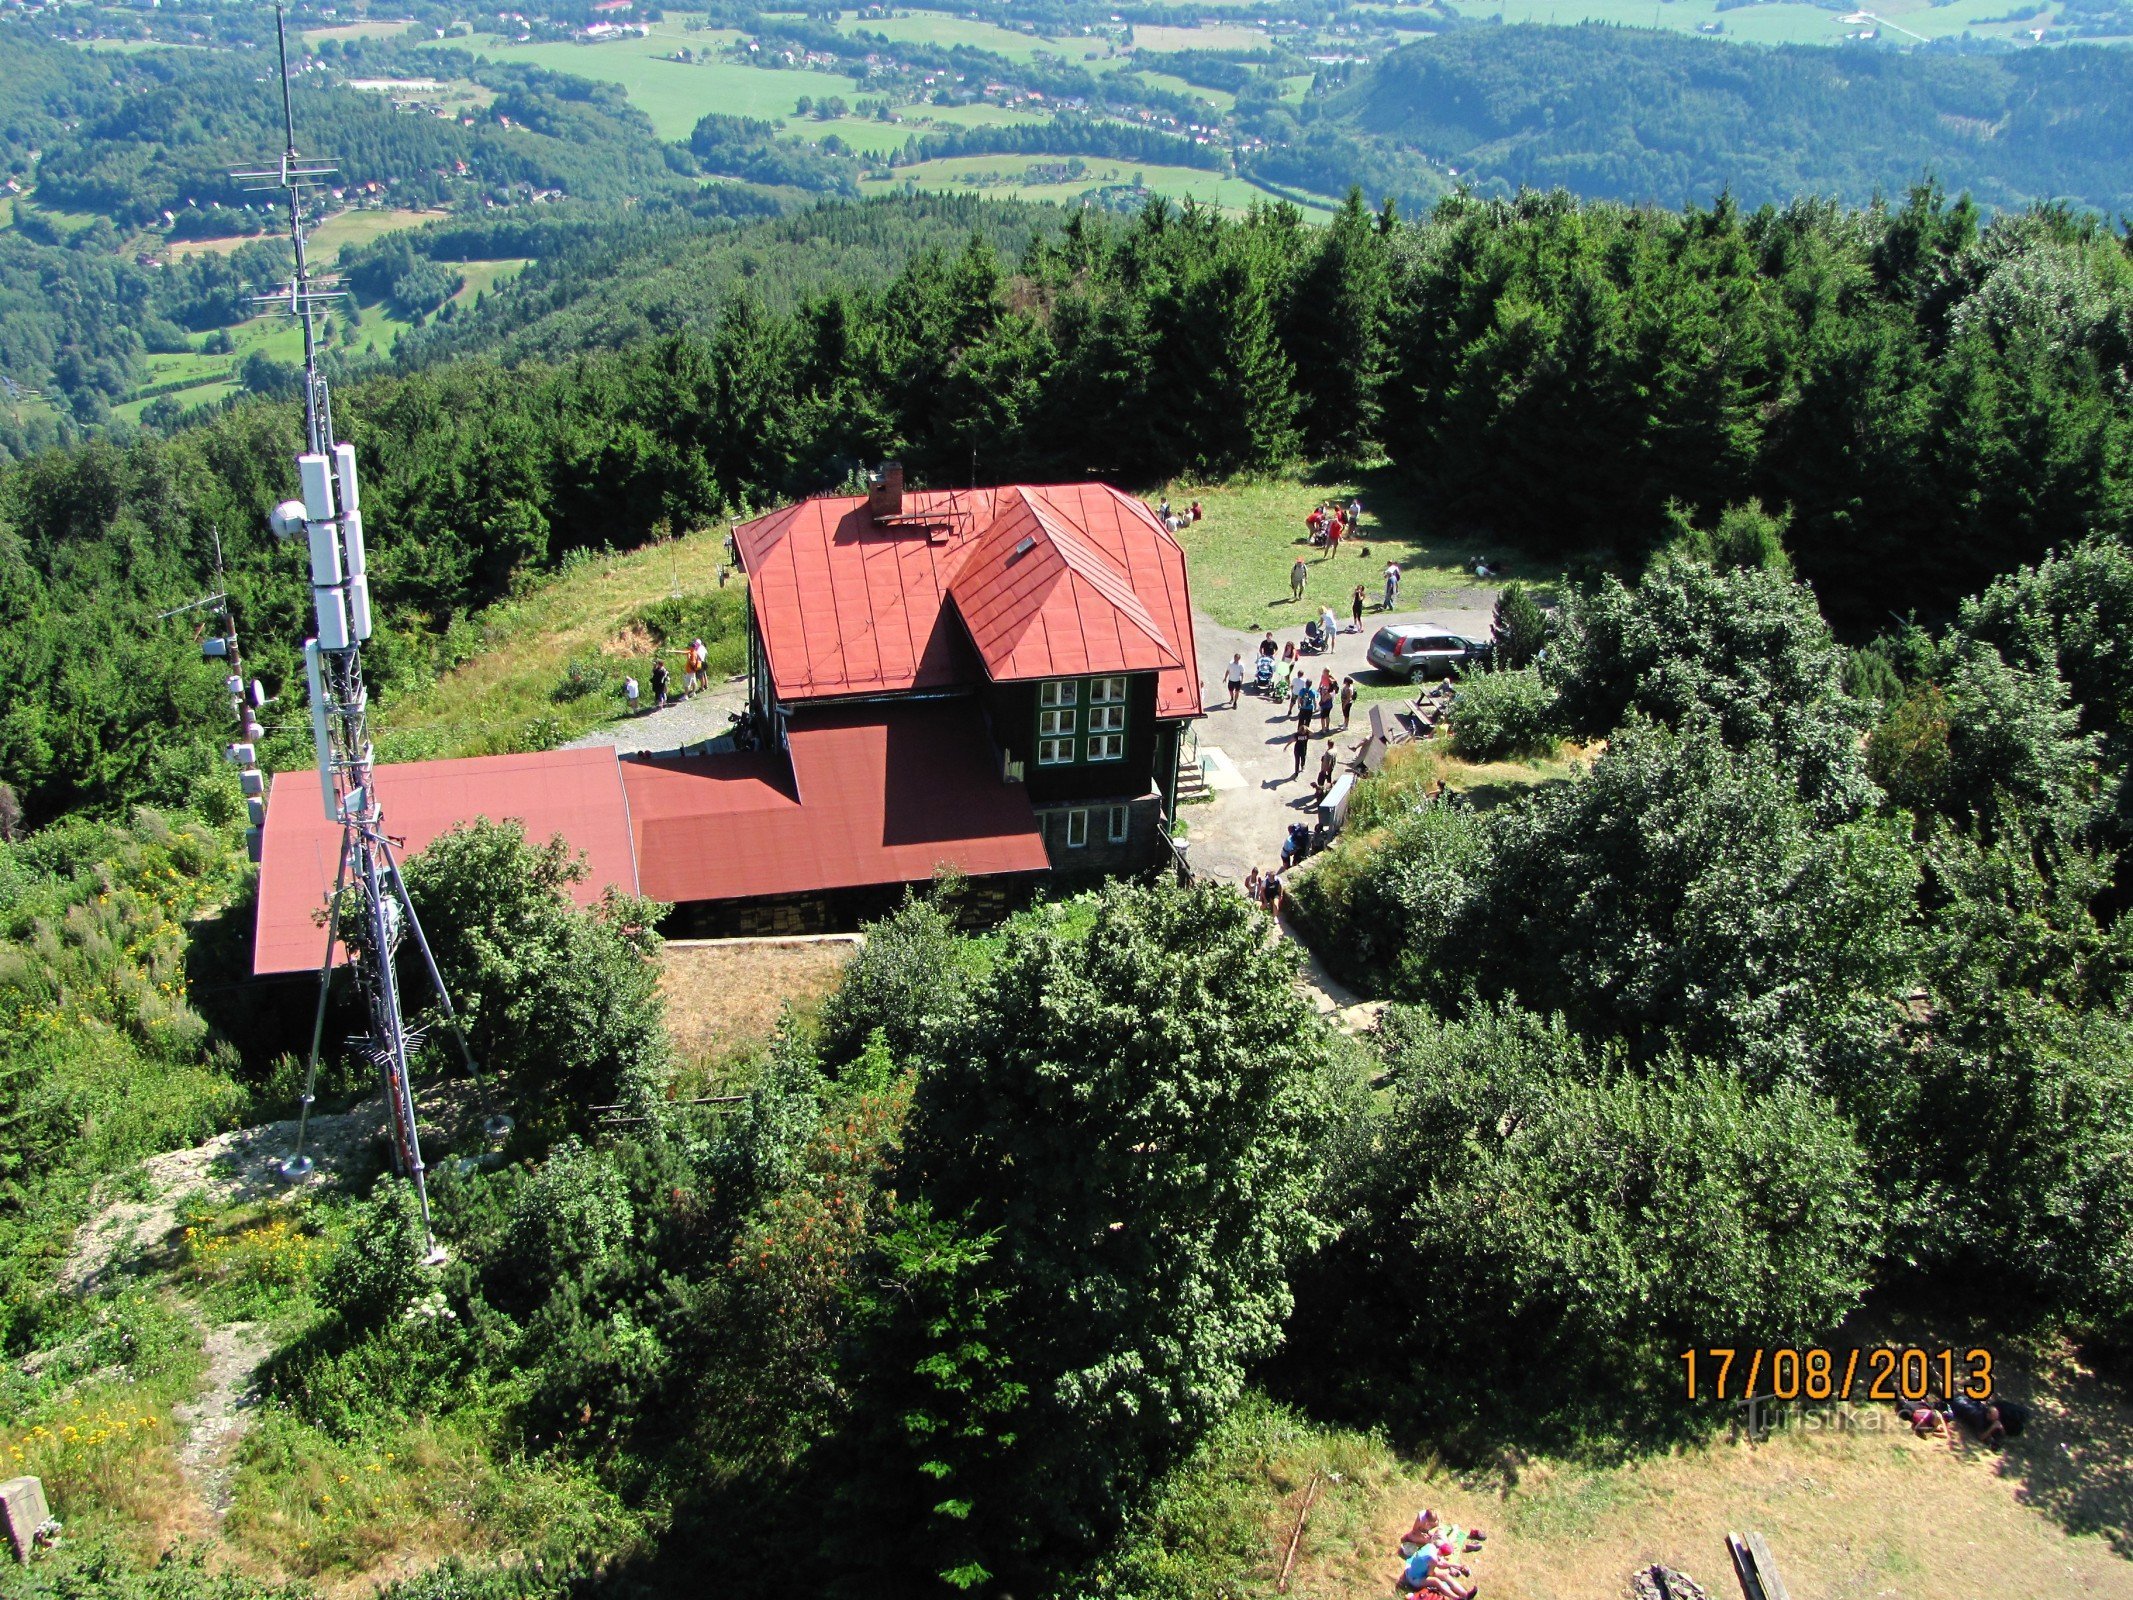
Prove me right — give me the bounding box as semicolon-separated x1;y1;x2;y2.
733;466;1201;882
250;467;1199;970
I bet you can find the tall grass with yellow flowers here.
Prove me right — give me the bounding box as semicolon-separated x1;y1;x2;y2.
179;1201;333;1322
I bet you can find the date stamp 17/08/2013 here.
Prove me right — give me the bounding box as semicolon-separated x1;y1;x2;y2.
1680;1346;1995;1403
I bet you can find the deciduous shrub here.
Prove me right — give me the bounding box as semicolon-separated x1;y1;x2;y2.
1364;1003;1879;1399
1446;666;1558;760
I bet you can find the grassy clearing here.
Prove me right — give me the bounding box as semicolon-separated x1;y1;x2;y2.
1162;471;1558;634
910;101;1058;132
0;1291;206;1561
440;30;852;137
837;11;1062;61
1138;1340;2133;1600
226;1411;634;1583
1131;67;1237;110
372;529;746;762
300;20;421;44
660;937;858;1086
1130;20;1280;51
1344;737;1593;828
310;207;443;259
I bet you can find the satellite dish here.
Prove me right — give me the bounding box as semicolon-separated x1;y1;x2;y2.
269;499;309;539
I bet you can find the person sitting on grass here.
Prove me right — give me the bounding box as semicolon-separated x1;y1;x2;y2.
1400;1542;1476;1600
1403;1510;1487;1556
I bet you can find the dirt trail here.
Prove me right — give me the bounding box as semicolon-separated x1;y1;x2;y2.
171;1318;274;1519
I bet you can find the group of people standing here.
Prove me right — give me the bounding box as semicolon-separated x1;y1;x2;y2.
622;637;712;715
1306;498;1363;553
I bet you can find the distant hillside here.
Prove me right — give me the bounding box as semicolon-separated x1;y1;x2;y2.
1325;26;2133;213
394;192;1071;365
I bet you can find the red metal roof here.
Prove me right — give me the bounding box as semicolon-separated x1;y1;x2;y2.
621;700;1049;904
734;483;1201;718
252;746;641;976
948;486;1187;703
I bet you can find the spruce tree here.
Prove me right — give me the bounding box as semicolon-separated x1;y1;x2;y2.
1284;187;1391;462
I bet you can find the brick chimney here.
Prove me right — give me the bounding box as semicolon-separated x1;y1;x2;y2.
867;460;904;522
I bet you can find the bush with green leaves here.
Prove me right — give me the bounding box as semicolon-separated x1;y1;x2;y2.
318;1177;429;1329
1866;638;2100;844
1447;665;1559;761
1544;556;1873;819
1309;721;1919;1084
814;888;971;1071
398;819;671;1116
886;882;1346;1581
1488;581;1549;669
1361;1003;1879;1402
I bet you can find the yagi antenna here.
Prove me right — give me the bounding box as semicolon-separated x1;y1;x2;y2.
242;7;510;1251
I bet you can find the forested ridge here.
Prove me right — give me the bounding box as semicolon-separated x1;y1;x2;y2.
1319;25;2133;214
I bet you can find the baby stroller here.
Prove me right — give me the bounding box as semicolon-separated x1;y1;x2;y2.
1253;654;1276;695
1301;618;1329;654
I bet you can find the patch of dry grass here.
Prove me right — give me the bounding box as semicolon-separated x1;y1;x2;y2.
1282;1413;2133;1600
660;937;859;1081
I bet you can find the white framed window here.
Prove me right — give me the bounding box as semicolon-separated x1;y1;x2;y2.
1088;733;1125;762
1039;707;1077;738
1038;736;1074;766
1039;680;1077;709
1066;808;1089;848
1090;676;1128;704
1107;804;1129;843
1089;704;1125;735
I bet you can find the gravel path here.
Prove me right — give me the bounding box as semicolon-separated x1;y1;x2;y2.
1182;588;1498;887
564;674;751;756
1183;588;1499;1027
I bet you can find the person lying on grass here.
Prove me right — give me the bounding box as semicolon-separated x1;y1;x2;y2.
1400;1542;1476;1600
1899;1402;1950;1438
1950;1395;2030;1445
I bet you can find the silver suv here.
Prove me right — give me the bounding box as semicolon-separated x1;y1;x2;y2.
1367;626;1486;683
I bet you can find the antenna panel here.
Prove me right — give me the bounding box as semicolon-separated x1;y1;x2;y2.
304;641;337;822
299;454;336;522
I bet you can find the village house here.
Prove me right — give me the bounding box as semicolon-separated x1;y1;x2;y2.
250;470;1200;968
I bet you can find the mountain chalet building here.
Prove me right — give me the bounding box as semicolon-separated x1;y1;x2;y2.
251;472;1202;973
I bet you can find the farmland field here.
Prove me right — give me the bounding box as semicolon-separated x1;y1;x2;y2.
833;10;1069;61
301;19;422;44
866;156;1333;216
1130;21;1281;51
431;27;838;138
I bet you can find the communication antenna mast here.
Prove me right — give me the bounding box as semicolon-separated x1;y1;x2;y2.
244;8;508;1248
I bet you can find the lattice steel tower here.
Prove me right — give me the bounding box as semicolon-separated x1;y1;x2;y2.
251;8;505;1239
